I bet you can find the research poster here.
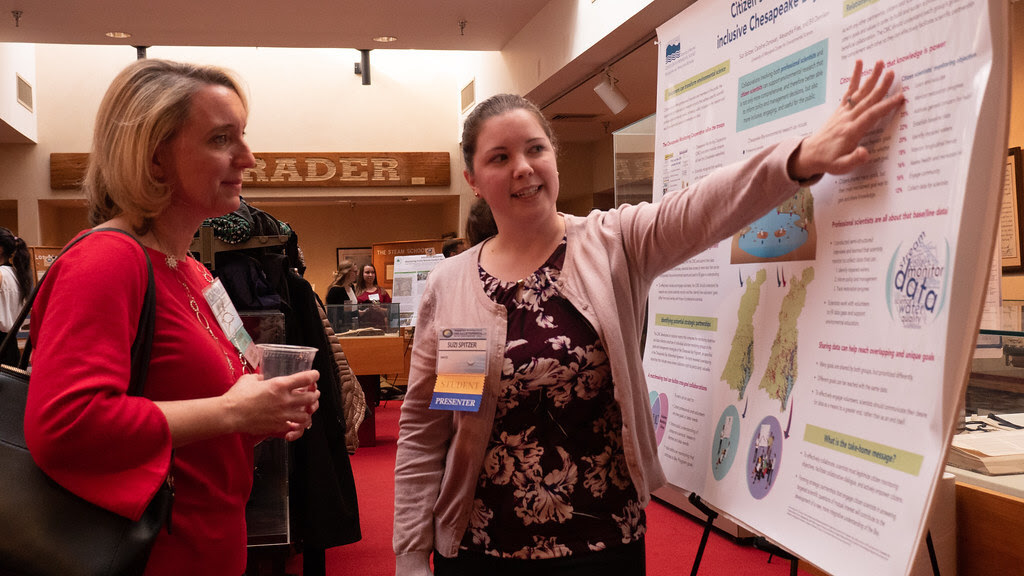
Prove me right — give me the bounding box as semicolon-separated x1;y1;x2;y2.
392;254;445;326
645;0;1007;574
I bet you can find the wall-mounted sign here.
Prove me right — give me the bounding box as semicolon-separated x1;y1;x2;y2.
50;151;450;190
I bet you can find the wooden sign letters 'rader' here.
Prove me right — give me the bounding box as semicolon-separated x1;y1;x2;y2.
50;151;450;189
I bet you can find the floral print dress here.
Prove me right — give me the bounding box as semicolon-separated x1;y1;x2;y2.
460;239;645;559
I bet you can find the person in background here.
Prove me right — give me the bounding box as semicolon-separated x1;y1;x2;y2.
355;263;392;303
326;259;360;305
442;238;467;258
23;58;320;576
393;60;905;576
0;226;31;367
465;197;498;247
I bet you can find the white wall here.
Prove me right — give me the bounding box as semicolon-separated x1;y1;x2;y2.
31;44;477;158
500;0;656;97
0;43;37;143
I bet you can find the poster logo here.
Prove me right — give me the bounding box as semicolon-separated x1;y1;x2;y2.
886;231;948;329
665;37;682;64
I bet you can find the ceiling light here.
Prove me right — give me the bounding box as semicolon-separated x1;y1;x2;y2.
373;36;397;43
105;31;132;39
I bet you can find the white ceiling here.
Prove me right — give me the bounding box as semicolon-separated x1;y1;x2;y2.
0;0;677;145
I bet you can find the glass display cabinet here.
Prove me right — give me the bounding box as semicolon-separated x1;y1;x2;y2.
328;303;409;447
326;303;402;336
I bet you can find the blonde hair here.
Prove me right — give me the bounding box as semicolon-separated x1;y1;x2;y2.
85;58;248;234
332;260;356;287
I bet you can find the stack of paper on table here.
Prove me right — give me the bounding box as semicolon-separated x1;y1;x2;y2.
950;429;1024;475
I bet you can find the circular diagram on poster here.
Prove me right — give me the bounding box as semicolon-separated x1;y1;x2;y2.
746;415;783;499
649;391;669;445
711;405;741;481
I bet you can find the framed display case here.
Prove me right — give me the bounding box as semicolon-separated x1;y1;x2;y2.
1001;147;1024;273
325;302;402;335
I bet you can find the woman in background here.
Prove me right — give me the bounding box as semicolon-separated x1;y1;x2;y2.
0;226;31;366
326;259;360;305
465;197;498;247
355;263;391;303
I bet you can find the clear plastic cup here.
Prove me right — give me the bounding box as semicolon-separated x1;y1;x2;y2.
257;343;318;378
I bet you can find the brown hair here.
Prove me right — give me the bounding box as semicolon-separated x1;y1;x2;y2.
85;58;248;234
356;263;380;293
461;93;556;176
465;197;497;246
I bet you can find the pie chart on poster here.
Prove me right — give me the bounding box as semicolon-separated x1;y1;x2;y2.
649;391;669;444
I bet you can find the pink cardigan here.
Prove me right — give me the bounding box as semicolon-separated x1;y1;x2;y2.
393;138;805;575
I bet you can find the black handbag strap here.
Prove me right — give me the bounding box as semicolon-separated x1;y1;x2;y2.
0;228;155;396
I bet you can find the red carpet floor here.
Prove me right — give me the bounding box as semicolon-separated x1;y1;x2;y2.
307;401;814;575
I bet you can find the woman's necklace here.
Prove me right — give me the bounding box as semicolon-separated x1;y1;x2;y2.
164;252;248;379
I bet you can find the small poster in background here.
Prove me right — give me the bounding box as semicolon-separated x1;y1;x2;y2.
392;254;446;327
29;246;62;281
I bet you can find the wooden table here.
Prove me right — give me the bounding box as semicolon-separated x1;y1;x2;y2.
338;334;409;446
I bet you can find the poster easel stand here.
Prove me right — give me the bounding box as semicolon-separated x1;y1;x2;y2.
683;496;941;576
925;531;941;576
687;492;718;576
752;537;799;576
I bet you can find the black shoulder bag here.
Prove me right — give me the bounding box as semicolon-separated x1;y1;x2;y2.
0;228;173;576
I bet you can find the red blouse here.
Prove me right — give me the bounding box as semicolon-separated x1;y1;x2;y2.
25;231;255;575
356;286;391;303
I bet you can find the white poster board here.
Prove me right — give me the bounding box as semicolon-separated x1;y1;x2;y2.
392;254;446;327
645;0;1008;574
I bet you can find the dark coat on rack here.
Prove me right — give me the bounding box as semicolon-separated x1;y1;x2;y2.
282;267;362;549
212;248;361;552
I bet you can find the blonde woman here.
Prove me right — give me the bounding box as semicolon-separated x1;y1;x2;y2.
327;259;360;305
24;59;320;575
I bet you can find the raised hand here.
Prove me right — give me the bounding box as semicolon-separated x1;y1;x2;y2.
788;59;906;182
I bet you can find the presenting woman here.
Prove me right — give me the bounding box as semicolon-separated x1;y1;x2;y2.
24;59;320;575
393;60;905;576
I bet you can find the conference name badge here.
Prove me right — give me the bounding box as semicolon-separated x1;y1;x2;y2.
431;328;487;412
203;278;259;367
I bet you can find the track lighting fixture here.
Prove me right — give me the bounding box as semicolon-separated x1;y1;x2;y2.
594;68;629;115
